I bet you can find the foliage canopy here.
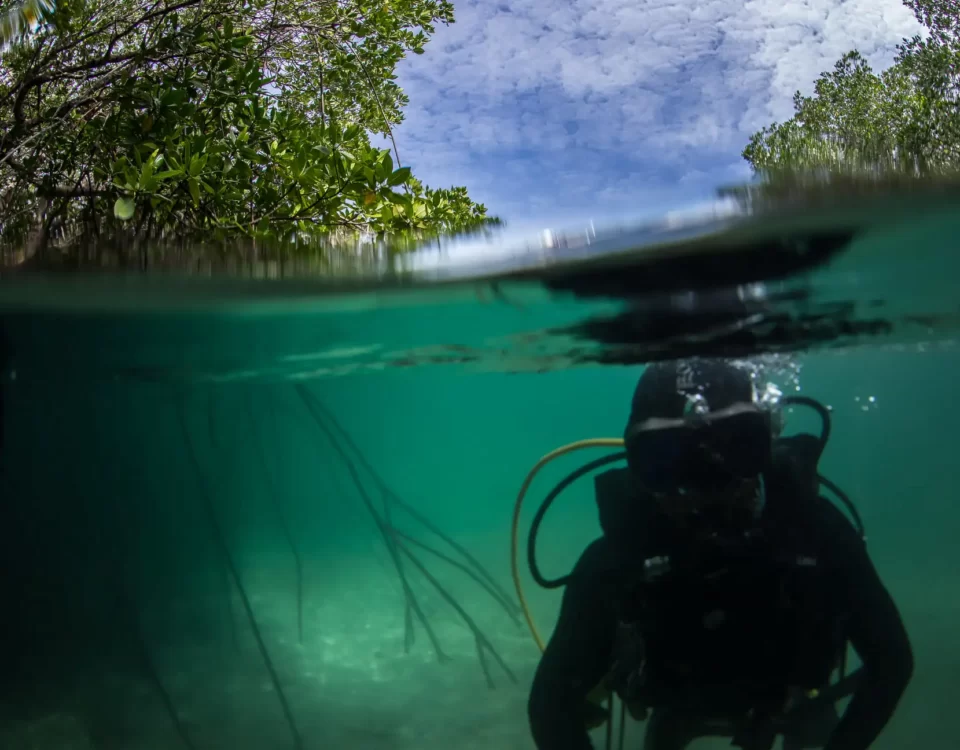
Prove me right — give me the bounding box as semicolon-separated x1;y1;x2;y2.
742;0;960;181
0;0;498;262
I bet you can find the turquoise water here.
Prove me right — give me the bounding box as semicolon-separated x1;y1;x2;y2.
0;190;958;749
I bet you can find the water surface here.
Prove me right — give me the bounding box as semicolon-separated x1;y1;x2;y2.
0;181;957;749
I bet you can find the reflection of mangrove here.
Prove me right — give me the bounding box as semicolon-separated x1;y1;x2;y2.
717;169;960;214
1;225;503;276
8;174;960;278
126;385;520;749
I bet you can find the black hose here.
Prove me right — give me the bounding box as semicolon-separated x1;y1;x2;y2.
528;452;626;589
528;396;863;592
781;395;830;457
781;396;865;538
818;473;866;539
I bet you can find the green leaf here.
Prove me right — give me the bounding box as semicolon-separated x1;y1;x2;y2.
123;167;138;190
380;152;394;179
114;197;135;221
165;153;182;172
188;178;200;205
160;89;187;107
388;167;412;186
139;159;157;191
189;153;209;177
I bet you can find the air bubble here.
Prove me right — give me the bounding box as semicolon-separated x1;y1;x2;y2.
723;354;803;411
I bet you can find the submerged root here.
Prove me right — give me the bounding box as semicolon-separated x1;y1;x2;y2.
295;385;518;687
206;391;240;652
177;395;304;750
244;391;305;645
120;584;198;750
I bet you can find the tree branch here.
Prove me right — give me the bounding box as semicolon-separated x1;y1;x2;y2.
38;185;111;199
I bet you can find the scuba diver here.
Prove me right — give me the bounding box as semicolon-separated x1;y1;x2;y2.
526;358;913;750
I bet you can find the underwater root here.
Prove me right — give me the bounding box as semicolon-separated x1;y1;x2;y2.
177;397;304;750
296;388;521;621
207;391;240;652
244;392;305;646
295;385;520;688
120;583;199;750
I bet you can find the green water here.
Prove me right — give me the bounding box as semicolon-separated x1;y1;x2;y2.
0;193;958;749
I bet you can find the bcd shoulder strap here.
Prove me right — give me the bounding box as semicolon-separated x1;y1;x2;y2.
767;434;823;516
595;466;650;549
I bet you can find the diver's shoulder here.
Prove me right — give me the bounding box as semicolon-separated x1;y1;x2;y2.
573;536;617;573
806;493;868;562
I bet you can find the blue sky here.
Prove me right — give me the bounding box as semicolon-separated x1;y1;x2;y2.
375;0;923;238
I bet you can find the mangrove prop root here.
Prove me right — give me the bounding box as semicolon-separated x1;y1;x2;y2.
398;544;518;688
245;392;305;645
206;390;240;652
394;530;521;627
222;562;239;652
387;493;521;615
302;393;520;616
177;398;304;750
123;587;198;750
403;604;415;653
87;394;197;750
295;386;450;663
104;498;196;748
295;385;515;683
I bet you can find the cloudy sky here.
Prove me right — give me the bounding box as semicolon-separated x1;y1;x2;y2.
377;0;923;235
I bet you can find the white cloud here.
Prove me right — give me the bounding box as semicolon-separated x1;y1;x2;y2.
382;0;923;225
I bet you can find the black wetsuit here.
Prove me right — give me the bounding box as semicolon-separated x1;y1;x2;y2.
528;464;914;750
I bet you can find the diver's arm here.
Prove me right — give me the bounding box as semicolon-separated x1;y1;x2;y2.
528;539;617;750
822;509;914;750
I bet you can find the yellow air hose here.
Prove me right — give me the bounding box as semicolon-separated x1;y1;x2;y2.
510;438;626;652
510;439;628;730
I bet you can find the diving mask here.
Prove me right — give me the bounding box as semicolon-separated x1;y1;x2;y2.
624;401;772;522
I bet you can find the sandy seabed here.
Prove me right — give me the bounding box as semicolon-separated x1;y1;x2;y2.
1;531;956;750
